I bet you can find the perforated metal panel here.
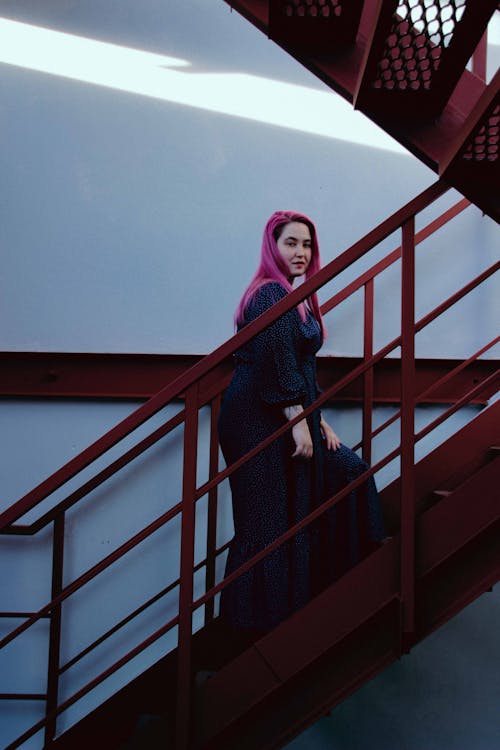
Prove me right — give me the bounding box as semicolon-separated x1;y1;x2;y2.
355;0;498;120
268;0;364;52
462;100;499;163
373;0;467;91
283;0;343;18
441;75;500;223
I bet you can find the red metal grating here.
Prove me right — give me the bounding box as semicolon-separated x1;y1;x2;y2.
268;0;364;51
373;0;467;91
462;100;499;163
283;0;343;18
354;0;497;122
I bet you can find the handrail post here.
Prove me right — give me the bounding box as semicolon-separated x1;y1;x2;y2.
205;394;221;626
362;279;374;465
45;514;65;745
176;382;199;750
400;217;416;651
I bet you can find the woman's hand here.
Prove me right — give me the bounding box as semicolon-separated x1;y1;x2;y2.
283;404;313;459
320;417;341;451
291;420;313;459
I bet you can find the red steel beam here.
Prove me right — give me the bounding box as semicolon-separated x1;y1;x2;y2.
1;351;496;403
400;217;416;646
205;394;222;625
45;515;65;745
176;383;199;750
362;280;374;464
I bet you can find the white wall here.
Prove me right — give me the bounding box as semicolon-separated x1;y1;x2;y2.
0;1;497;357
0;1;498;747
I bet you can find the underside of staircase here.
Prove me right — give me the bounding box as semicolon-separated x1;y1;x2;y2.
50;400;500;750
225;0;499;223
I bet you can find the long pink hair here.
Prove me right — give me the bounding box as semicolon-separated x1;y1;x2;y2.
235;210;326;337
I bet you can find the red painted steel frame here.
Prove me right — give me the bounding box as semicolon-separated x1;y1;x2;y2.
400;217;416;645
4;350;496;403
1;180;499;749
362;279;374;465
45;516;65;745
176;383;199;750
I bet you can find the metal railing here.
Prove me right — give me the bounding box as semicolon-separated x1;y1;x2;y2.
1;181;499;750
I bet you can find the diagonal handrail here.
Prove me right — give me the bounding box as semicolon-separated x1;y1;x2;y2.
0;180;448;531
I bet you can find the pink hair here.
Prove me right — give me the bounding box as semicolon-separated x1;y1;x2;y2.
235;210;326;337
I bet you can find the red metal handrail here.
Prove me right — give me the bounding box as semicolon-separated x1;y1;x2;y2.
0;181;448;531
2;181;499;750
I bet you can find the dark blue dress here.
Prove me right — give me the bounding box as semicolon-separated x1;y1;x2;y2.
218;282;385;631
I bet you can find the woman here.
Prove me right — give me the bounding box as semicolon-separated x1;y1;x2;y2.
218;211;385;633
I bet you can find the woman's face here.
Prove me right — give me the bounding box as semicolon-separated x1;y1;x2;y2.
276;221;312;282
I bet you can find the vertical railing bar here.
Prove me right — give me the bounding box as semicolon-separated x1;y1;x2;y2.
176;382;199;750
400;216;416;651
205;393;222;626
45;514;65;746
362;280;375;465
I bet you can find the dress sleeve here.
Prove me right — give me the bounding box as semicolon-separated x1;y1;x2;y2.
245;282;307;407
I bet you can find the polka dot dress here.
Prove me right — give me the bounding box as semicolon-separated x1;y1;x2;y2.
218;282;385;631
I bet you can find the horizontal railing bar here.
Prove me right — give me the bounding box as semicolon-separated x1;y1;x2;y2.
0;693;46;701
3;614;180;750
0;500;182;651
2;409;185;536
415;370;500;443
0;612;50;619
352;335;500;451
0;525;32;536
0;181;448;530
321;197;470;315
59;538;232;674
194;444;401;611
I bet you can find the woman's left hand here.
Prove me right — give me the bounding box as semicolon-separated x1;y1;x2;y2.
320;417;341;451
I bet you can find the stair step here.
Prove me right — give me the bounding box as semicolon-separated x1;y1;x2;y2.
418;456;500;575
431;441;500;502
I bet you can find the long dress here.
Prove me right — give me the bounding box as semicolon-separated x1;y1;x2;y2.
218;282;385;631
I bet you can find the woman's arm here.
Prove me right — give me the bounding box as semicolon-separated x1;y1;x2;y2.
283;404;313;458
246;283;307;406
320;415;341;451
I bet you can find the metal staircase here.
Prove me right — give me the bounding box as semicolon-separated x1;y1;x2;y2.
1;180;498;749
1;3;499;748
226;0;499;222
